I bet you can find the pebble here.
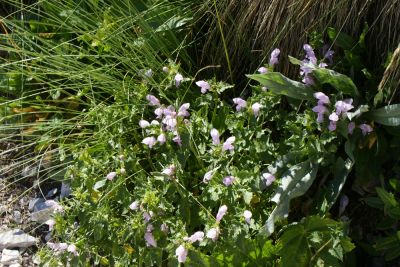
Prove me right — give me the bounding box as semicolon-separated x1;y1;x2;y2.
12;211;22;224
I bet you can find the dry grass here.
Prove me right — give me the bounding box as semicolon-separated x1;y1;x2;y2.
198;0;400;91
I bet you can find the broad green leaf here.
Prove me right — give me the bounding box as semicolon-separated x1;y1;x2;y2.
312;68;359;97
368;104;400;126
264;161;318;236
327;27;355;50
288;56;303;65
247;73;315;101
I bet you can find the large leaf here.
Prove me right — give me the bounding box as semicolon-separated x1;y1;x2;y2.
264;161;319;236
312;68;359;97
368;104;400;126
247;72;315;101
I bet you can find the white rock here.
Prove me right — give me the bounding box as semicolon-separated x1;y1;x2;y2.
0;249;21;265
0;229;36;250
9;263;22;267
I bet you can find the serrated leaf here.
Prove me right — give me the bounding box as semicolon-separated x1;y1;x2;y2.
312;68;359;97
264;161;319;236
368;104;400;126
247;73;315;101
93;179;107;190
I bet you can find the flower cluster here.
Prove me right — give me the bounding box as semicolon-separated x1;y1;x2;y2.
300;44;334;85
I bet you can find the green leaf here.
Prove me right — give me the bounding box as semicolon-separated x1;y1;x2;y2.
368;104;400;126
346;105;369;121
93;179;107;190
264;161;319;236
288;56;303;65
247;73;315;101
312;68;359;97
327;27;355;50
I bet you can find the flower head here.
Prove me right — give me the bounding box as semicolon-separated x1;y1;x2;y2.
175;245;188;263
313;92;330;105
222;136;235;152
185;231;204;243
178;103;190;117
106;171;117;181
129;201;139;210
146;95;160;106
359;123;373;135
162;115;177;130
67;244;78;256
203;170;213;183
328;121;337;131
348;122;356;135
154;107;164;119
162;165;176;176
196;80;211;94
251;103;262;117
222;176;235;186
162;66;169;73
45;219;56;231
145;69;153;77
329;112;339;122
142;137;157;148
243;210;252;224
144;232;157;247
257;67;268;74
175;73;183;87
157;133;166;145
304;44;317;65
139;120;150;128
269;48;280;66
210;128;220;145
206;227;220;241
262;172;276;186
216;205;228;222
172;134;182;146
232;98;247;111
335;99;354;116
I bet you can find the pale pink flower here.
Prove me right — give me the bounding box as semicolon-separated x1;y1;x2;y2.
196;80;211;94
203;170;213;183
173;134;182;146
163;106;177;117
157;133;166;145
262;172;275;186
251;103;262;117
162;115;177;130
162;165;176;176
67;244;78;256
313;92;330;105
145;69;153;77
257;67;268;74
175;73;183;87
243;210;252;224
150;120;160;126
143;211;152;223
160;223;169;234
328;121;337;131
348;122;356;134
232;98;247;111
359;123;373;135
139;120;150;128
146;95;160;106
144;232;157;247
154;107;164;119
335;99;354;116
329;112;339;122
106;171;117;181
185;231;204;243
162;66;169;73
210;128;220;145
222;176;235;186
176;245;188;263
178;103;190;117
206;227;220;241
45;219;55;231
129;201;139;210
269;48;280;66
216;205;228;222
142;137;157;148
222;136;235;152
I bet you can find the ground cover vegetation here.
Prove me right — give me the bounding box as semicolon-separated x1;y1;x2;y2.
0;0;400;266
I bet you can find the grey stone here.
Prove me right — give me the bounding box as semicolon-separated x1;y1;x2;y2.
12;211;22;224
9;263;22;267
0;229;36;250
60;183;71;199
0;249;22;265
30;200;62;223
46;188;57;198
28;198;44;212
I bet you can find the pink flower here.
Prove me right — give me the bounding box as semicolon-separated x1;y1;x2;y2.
304;44;317;65
262;172;275;186
175;245;188;263
162;165;176;176
328;121;337;131
139;120;150;128
232;98;247;111
142;137;157;148
185;231;204;243
67;244;78;256
243;210;252;224
157;133;166;145
154;107;164;119
129;201;139;210
251;103;262;117
216;205;228;222
313;92;330;105
151;120;160;126
162;115;177;130
359;123;373;135
163;106;177;117
143;211;152;223
106;171;117;181
210;128;220;145
144;232;157;247
175;73;183;87
312;104;328;123
222;136;235;152
203;170;213;183
160;223;169;234
257;67;268;74
269;48;280;66
335;99;354;116
178;103;190;117
145;69;153;77
45;219;55;231
329;112;339;122
222;176;235;186
206;227;220;241
196;80;211;94
173;134;182;146
146;95;160;106
348;122;356;134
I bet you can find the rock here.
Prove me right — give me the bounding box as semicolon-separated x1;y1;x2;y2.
28;198;44;211
60;183;71;199
0;249;21;265
30;200;63;223
46;188;58;198
0;229;36;250
9;263;22;267
12;211;22;224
